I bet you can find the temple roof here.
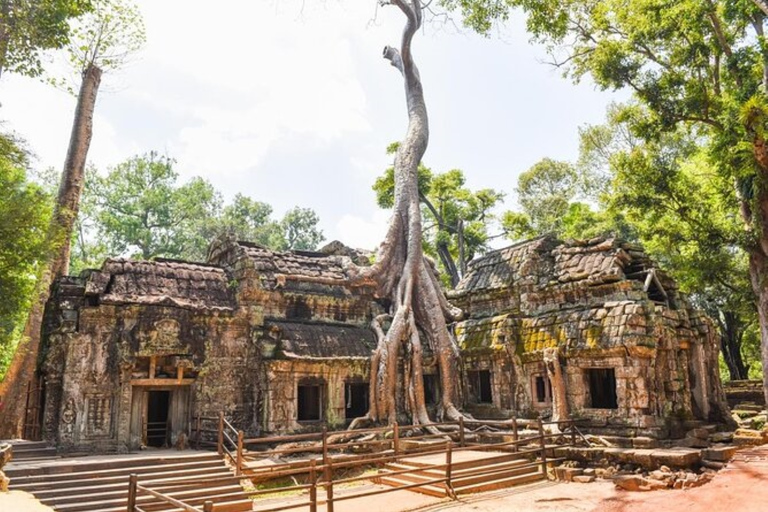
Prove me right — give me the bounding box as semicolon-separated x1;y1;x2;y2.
268;321;376;359
86;258;235;311
453;236;671;297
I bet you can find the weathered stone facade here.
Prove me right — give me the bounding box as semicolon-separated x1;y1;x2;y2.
39;237;378;453
450;236;730;438
36;234;729;453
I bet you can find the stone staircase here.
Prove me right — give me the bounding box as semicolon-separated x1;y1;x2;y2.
5;450;253;511
377;450;545;497
4;440;59;463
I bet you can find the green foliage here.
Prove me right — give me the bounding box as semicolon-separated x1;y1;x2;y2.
280;207;324;251
66;0;144;72
0;134;51;380
56;153;325;268
91;153;221;261
511;158;579;236
0;0;92;78
373;144;504;286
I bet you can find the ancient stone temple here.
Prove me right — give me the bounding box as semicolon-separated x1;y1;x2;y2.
450;236;730;438
33;235;729;453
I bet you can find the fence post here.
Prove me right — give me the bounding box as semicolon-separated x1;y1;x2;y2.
322;427;328;465
325;457;334;512
512;417;518;452
537;417;547;478
203;500;214;512
458;417;465;448
309;458;318;512
445;441;455;499
217;411;224;456
393;422;400;456
195;415;201;449
236;430;244;476
127;473;137;512
570;420;576;446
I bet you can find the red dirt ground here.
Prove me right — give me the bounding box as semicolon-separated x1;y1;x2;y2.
405;446;768;512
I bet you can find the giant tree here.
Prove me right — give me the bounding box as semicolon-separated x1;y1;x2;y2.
0;0;144;437
285;0;467;427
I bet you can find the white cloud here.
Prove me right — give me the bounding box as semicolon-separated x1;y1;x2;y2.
131;0;374;177
334;209;390;251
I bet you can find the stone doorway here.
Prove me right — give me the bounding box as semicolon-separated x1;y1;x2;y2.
129;386;190;449
146;390;170;447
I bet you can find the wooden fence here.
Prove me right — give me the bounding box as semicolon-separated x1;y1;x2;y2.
127;416;583;512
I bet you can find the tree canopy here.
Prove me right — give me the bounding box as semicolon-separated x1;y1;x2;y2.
0;0;91;79
63;153;326;269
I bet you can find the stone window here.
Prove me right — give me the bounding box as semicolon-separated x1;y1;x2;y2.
587;368;618;409
423;374;439;405
467;370;492;404
297;383;323;422
344;382;368;420
532;374;551;405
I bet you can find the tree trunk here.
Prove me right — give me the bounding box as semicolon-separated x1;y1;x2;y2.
0;64;101;438
719;310;749;381
344;0;466;428
543;348;568;427
749;250;768;407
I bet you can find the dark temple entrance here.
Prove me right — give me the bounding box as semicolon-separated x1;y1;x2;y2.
146;390;170;447
344;383;369;421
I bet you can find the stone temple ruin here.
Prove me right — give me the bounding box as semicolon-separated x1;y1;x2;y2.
30;234;730;453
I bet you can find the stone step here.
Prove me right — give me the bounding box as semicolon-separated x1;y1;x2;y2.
7;450;251;512
455;470;544;494
43;484;244;508
51;487;250;512
376;475;446;497
27;469;233;497
6;454;222;481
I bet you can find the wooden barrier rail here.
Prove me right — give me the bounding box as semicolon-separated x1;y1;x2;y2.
127;473;214;512
144;416;583;512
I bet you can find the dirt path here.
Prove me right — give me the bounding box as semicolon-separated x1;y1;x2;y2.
405;446;768;512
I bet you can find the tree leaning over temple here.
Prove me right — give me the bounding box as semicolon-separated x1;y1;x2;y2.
0;0;145;438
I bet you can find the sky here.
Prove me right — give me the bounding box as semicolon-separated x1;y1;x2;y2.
0;0;625;252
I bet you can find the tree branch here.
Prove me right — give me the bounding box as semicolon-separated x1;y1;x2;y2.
753;0;768;17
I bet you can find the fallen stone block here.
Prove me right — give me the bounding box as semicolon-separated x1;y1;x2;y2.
573;475;596;483
703;445;738;462
614;475;645;491
709;431;733;443
681;436;710;449
651;447;702;469
632;437;659;449
733;428;768;446
687;428;710;440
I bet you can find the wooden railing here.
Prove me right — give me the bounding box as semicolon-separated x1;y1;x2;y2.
139;416;583;512
127;473;215;512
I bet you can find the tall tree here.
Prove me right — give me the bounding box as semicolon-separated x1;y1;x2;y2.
0;0;91;79
374;148;503;287
0;0;144;437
